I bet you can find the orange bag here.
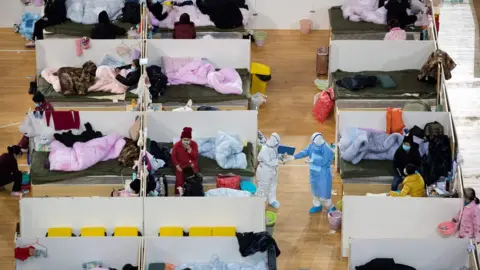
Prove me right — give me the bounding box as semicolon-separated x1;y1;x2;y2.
386;107;405;134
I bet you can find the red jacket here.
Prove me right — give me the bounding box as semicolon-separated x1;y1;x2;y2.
171;140;199;170
173;22;196;39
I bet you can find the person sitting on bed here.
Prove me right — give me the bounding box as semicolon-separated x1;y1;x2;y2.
171;127;199;196
13;92;54;153
384;19;407;40
392;137;421;191
389;163;425;197
173;13;196;39
0;146;23;197
115;59;141;87
91;11;127;40
25;0;67;48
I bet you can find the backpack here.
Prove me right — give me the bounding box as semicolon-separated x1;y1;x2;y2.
402;101;431;112
183;173;205;197
424;121;444;141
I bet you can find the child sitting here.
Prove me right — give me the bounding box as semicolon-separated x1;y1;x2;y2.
389;163;425;197
173;13;196;39
384;19;407;41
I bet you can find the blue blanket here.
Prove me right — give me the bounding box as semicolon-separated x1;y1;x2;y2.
197;138;216;160
339;128;404;164
19;12;41;41
196;131;248;169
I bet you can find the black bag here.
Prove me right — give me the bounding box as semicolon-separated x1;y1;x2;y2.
121;2;141;24
183;173;205;197
44;0;67;25
146;65;168;98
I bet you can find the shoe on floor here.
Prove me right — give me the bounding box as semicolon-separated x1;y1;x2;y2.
25;41;35;48
11;192;23;197
269;200;280;209
309;205;322;214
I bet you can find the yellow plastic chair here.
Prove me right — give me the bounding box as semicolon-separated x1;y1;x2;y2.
159;227;184;237
212;227;236;237
46;227;73;237
80;227;106;237
189;227;212;237
113;227;141;237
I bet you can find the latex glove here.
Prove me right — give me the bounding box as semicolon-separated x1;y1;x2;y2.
283;155;295;162
305;157;312;163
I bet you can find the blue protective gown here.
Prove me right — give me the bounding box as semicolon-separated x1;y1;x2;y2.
294;142;334;199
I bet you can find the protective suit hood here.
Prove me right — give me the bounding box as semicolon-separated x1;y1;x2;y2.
266;133;280;148
311;132;325;145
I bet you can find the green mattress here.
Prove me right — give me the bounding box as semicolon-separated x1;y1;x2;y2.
153;69;251;103
340;159;393;179
152;141;255;177
45;20;132;37
329;6;422;34
30;151;134;184
155;25;245;33
37;75;136;102
332;69;437;100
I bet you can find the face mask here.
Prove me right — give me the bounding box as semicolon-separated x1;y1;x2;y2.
402;145;411;151
182;140;190;145
34;103;40;107
465;200;470;206
404;169;408;175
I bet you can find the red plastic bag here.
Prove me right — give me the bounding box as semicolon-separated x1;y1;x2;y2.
216;174;241;189
312;88;334;123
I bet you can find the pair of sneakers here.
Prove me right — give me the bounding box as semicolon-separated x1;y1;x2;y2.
309;205;336;214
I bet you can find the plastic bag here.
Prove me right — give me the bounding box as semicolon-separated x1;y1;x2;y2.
312;88;334;123
250;93;267;110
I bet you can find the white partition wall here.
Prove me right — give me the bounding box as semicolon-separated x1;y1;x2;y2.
20;198;144;237
147;39;251;69
15;237;141;270
144;237;266;266
349;238;470;270
329;40;435;73
147;111;258;144
21;111;141;140
336;111;452;139
144;197;266;236
35;40;141;73
341;196;462;257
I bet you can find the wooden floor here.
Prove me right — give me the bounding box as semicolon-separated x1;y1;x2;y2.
0;30;346;269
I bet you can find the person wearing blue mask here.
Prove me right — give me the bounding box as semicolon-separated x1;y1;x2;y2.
115;59;141;87
255;133;281;209
392;137;421;191
284;132;336;214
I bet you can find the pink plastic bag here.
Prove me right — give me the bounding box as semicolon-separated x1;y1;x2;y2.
300;19;312;34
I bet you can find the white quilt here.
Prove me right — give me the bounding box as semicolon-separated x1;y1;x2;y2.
66;0;125;24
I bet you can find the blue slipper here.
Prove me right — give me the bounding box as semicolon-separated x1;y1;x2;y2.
269;201;280;209
309;206;322;213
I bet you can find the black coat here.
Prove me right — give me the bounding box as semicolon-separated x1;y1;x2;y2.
116;64;141;87
197;0;245;29
44;0;67;25
393;145;422;177
356;258;416;270
91;11;127;39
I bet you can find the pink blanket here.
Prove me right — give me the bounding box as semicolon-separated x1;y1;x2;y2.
41;68;61;92
166;60;243;95
49;134;126;171
88;66;130;94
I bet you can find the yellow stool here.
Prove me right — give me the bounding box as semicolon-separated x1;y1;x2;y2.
251;62;271;95
80;227;106;237
212;227;236;237
113;227;140;237
46;227;73;237
189;227;212;236
159;227;184;237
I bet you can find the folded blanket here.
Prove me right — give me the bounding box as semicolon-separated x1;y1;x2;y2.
88;66;130;94
215;131;247;169
167;59;243;95
339;128;404;164
41;68;61;92
197;137;216;159
49;134;126;171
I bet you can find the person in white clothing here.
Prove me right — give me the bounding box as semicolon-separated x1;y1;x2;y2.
255;133;281;209
384;19;407;40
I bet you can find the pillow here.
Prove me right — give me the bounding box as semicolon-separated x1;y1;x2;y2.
162;56;195;75
376;75;396;89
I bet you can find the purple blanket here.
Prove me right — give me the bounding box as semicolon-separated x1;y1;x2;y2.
166;60;243;95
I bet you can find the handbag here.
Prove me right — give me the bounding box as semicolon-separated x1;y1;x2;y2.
216;174;240;189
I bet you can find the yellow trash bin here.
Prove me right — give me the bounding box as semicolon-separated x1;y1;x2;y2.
251;63;271;95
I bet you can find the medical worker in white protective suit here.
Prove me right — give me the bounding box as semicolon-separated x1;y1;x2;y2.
284;132;336;214
255;133;281;209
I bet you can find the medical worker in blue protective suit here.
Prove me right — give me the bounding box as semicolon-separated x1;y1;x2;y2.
255;133;281;209
284;132;336;214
